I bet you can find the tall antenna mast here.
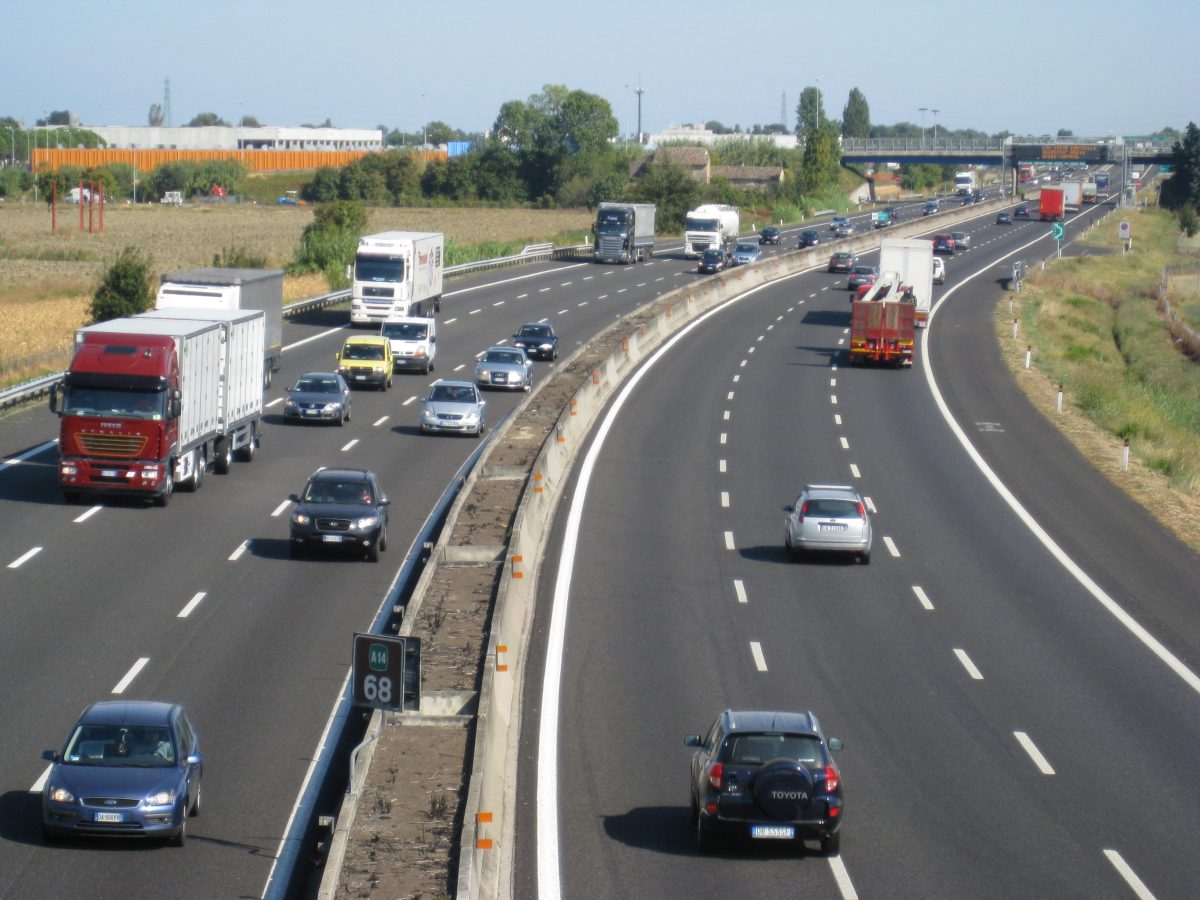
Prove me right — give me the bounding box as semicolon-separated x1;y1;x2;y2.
781;92;786;131
164;78;172;127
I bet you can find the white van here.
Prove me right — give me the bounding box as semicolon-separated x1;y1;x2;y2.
380;317;437;374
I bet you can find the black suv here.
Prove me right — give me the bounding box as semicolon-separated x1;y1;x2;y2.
511;322;559;360
289;468;390;561
685;709;844;854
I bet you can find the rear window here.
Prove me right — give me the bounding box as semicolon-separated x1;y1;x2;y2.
806;498;861;518
725;734;823;766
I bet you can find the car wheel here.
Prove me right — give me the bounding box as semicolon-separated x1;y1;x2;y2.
214;438;233;473
785;531;798;560
171;816;186;847
188;450;204;491
821;832;841;856
366;537;381;563
860;549;871;565
696;810;717;854
190;785;201;817
379;526;387;553
337;408;345;427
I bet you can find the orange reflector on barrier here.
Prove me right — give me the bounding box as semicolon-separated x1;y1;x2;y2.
477;838;494;849
477;811;493;823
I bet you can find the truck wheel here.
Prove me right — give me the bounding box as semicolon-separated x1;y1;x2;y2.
235;435;256;463
189;451;204;492
214;439;232;474
156;470;173;507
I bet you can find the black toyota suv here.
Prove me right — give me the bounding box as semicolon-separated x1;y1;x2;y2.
685;709;844;855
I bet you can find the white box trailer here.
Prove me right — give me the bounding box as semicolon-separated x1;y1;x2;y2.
878;239;935;328
157;268;284;387
350;231;444;325
1060;181;1083;211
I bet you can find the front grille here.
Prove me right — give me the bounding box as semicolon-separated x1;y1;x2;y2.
76;433;147;458
490;373;510;384
363;286;394;298
597;236;626;258
346;366;378;376
316;517;352;531
83;797;139;808
438;413;463;421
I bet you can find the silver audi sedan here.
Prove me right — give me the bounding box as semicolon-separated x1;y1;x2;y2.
474;346;533;391
783;484;873;563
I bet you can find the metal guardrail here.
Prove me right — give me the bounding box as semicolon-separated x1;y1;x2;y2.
0;241;593;411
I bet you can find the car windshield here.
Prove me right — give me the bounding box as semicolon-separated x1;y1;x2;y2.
951;233;965;240
852;267;874;276
484;350;525;365
725;733;823;767
762;228;778;237
381;322;427;340
61;387;164;419
304;479;374;505
63;724;177;768
832;217;847;225
294;377;340;393
702;251;723;261
803;232;818;239
343;343;385;360
735;244;757;253
430;385;476;403
517;325;551;338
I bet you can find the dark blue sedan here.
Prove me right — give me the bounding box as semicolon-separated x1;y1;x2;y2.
42;700;203;845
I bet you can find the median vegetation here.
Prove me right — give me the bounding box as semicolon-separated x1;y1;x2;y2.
998;205;1200;548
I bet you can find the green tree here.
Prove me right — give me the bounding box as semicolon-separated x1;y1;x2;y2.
302;167;342;203
796;86;825;141
289;200;367;288
188;112;230;127
40;110;72;126
239;114;262;127
1057;128;1074;137
800;120;841;193
91;247;154;323
629;161;698;232
842;88;870;139
1160;122;1200;213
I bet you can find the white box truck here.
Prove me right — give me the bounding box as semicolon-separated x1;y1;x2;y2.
877;238;935;328
1060;181;1083;211
593;202;656;263
157;268;284;387
350;231;444;325
684;204;740;257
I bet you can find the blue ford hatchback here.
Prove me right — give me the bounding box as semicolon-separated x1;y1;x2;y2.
42;700;203;845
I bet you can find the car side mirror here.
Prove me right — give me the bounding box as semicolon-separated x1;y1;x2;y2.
683;734;702;748
783;505;794;513
286;386;293;393
379;497;391;506
431;336;436;343
478;399;486;406
288;493;300;503
827;738;843;751
42;749;58;762
49;384;60;414
186;754;203;766
168;398;182;419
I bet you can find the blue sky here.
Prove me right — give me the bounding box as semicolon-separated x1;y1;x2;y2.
9;0;1197;138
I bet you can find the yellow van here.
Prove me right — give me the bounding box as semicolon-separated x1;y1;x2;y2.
336;336;393;390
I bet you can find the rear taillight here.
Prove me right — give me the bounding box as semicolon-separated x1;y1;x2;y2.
824;765;840;793
799;501;809;523
857;502;866;518
707;762;724;790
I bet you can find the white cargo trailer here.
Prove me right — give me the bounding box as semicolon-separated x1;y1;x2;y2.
877;238;936;328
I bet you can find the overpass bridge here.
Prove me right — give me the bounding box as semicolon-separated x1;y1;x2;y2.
840;136;1173;169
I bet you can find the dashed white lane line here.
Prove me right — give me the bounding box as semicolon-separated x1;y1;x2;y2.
443;317;458;325
30;765;51;793
470;307;483;315
726;391;735;400
8;547;41;569
1013;731;1055;775
340;439;358;452
723;410;730;421
636;282;647;288
719;459;727;473
493;300;505;307
1103;850;1156;899
538;318;550;324
756;335;764;342
767;324;775;331
747;347;756;354
734;579;748;604
578;301;588;307
560;281;573;287
266;397;284;408
517;293;529;299
74;505;102;523
863;496;876;513
912;585;934;610
177;591;207;619
739;359;748;367
837;338;845;346
721;491;730;508
953;648;984;680
597;294;608;300
834;414;842;425
720;433;727;445
831;395;838;404
557;309;568;315
617;288;627;293
539;287;551;293
732;375;740;383
724;531;735;550
750;642;768;672
850;464;861;479
776;315;784;321
112;657;150;694
402;396;417;406
840;437;850;450
582;276;593;281
272;499;291;517
883;536;899;557
830;378;837;387
809;293;817;298
228;540;250;561
828;855;859;899
843;328;850;334
831;364;838;371
373;415;389;427
496;338;509;345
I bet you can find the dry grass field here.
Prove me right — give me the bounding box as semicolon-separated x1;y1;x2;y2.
0;202;593;383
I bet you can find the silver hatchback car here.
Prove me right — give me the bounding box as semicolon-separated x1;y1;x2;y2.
783;484;872;563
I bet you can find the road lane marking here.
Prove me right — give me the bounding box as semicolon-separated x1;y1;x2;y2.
557;309;568;315
403;396;417;406
750;642;768;671
883;536;899;557
953;648;984;680
756;335;764;342
228;540;250;561
1014;731;1055;775
177;591;207;618
636;282;647;288
719;459;727;473
597;294;608;300
2;439;57;470
767;324;775;331
830;378;837;387
1103;850;1156;899
443;318;458;325
732;375;740;383
560;281;573;287
282;325;349;352
727;391;735;400
30;764;51;793
834;414;842;425
828;856;859;899
112;657;150;694
617;288;627;293
373;416;389;427
266;397;284;408
74;505;102;523
469;308;483;315
493;300;505;306
912;585;934;610
850;464;861;478
720;433;727;444
578;301;588;307
864;496;876;513
721;491;730;508
272;499;291;517
734;580;748;604
837;338;845;345
8;547;41;569
724;531;735;550
539;287;551;293
739;359;748;367
831;395;838;404
840;437;849;450
723;410;730;420
747;347;755;354
340;439;358;452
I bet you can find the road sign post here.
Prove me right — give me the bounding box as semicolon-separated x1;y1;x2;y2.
1050;222;1064;257
1118;220;1132;253
352;633;422;712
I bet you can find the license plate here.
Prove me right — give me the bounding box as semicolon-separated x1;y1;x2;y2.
304;409;319;415
750;824;794;840
322;534;343;543
820;524;847;533
101;469;119;478
95;812;124;823
354;375;368;380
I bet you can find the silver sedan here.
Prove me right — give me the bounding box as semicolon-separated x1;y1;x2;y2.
474;347;533;391
420;380;486;436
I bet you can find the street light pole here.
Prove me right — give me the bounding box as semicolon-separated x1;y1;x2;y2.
932;109;940;145
919;107;928;148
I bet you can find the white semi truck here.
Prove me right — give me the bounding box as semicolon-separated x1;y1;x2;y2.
1060;181;1083;211
876;238;936;328
684;204;740;258
349;231;444;325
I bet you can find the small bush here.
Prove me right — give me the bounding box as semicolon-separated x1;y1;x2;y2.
90;247;153;323
1178;206;1198;238
213;246;268;268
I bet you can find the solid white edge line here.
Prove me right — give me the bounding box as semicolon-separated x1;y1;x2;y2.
30;763;52;793
177;591;207;619
73;505;102;523
537;274;805;900
1103;849;1157;900
733;579;748;604
912;585;934;610
828;855;860;900
282;325;348;352
749;641;768;671
922;218;1200;699
112;657;150;694
953;648;984;680
7;547;41;569
1013;730;1055;775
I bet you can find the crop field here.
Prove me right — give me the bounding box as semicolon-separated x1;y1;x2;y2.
0;202;593;383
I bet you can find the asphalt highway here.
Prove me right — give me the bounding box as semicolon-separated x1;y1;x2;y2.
516;186;1200;898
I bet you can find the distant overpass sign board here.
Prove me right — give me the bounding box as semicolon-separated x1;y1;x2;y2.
1012;143;1107;163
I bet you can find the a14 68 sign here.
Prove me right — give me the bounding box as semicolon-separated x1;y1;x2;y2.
352;633;421;711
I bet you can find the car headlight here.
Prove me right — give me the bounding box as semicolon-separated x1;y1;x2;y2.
284;400;298;409
477;368;491;378
48;786;74;804
145;790;174;806
422;408;437;419
354;515;380;529
462;411;479;423
373;365;384;373
540;343;553;350
323;402;341;412
291;511;311;525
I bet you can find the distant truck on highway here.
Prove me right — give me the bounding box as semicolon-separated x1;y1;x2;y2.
51;310;265;505
156;268;284;387
1081;181;1098;204
593;202;656;264
1094;172;1110;191
1040;187;1066;222
1060;181;1083;211
876;238;935;328
954;171;976;195
684;204;740;258
349;231;444;325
